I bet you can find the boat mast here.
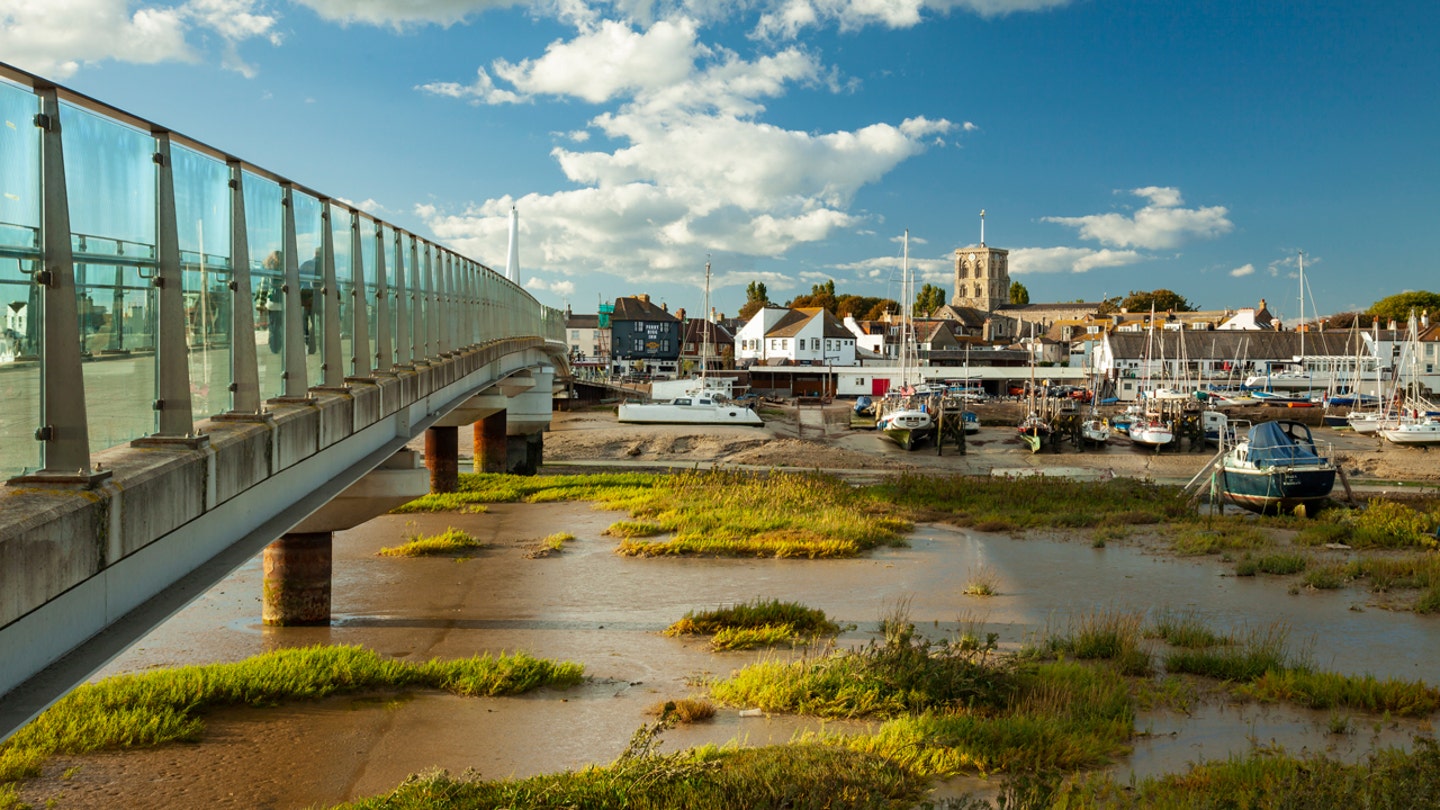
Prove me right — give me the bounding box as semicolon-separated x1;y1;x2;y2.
700;258;711;385
901;230;912;388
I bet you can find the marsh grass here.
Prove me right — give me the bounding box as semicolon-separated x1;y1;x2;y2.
645;698;717;724
1303;563;1348;590
710;617;1010;720
876;474;1187;531
1235;552;1307;577
0;646;582;784
377;527;483;557
962;565;999;596
389;493;489;514
335;744;927;810
543;532;573;550
1147;610;1230;649
1038;609;1151;676
667;599;841;651
1044;736;1440;809
1416;586;1440;614
1163;622;1298;682
1344;555;1440;593
1296;499;1440;550
805;661;1135;778
1240;670;1440;717
1171;524;1271;556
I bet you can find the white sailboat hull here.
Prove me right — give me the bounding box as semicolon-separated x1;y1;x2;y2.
618;401;764;426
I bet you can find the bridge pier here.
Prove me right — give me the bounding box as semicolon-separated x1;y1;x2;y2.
507;431;544;475
425;425;460;493
262;532;332;626
474;411;507;473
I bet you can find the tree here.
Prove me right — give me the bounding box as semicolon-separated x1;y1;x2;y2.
738;281;770;321
1325;311;1378;330
914;283;946;317
1095;296;1123;315
1119;289;1196;313
1009;281;1030;306
787;279;839;313
1368;291;1440;324
862;299;899;320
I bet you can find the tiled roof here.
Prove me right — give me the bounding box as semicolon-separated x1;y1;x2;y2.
612;296;679;322
1105;330;1371;360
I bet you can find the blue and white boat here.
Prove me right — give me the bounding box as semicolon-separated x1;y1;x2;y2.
1219;420;1336;514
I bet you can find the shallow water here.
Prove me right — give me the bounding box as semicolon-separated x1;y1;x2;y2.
22;501;1438;807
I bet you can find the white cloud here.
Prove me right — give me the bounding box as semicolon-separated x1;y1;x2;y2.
493;18;702;104
290;0;517;28
416;68;523;104
0;0;280;79
1042;186;1233;250
526;276;576;297
756;0;1072;38
1008;246;1144;274
1230;263;1255;278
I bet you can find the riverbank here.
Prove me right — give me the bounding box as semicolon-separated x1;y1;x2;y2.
543;402;1440;488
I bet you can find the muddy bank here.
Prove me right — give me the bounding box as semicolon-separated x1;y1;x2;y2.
16;499;1438;808
542;404;1440;487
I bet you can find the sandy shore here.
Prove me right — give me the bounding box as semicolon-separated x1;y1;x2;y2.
543;401;1440;488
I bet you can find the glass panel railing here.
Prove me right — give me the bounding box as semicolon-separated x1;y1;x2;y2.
293;191;323;386
174;146;232;417
243;172;285;398
61;104;160;452
0;82;41;478
75;260;157;453
330;204;354;377
362;220;380;371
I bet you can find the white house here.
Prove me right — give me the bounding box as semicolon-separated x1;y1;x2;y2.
736;306;856;366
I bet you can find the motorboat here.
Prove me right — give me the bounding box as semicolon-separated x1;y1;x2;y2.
1381;416;1440;445
1219;420;1336;514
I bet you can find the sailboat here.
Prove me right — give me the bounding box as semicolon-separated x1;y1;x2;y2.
1380;313;1440;445
876;230;934;450
1129;307;1175;449
617;261;764;426
1015;323;1052;452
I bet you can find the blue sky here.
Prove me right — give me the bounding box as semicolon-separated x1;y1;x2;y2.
3;0;1437;323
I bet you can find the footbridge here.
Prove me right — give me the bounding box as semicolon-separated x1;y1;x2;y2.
0;63;571;740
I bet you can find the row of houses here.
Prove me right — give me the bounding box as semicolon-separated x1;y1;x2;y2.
565;295;1440;396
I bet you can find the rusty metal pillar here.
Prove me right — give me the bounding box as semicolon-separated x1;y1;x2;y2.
262;532;332;626
474;411;507;473
426;425;460;492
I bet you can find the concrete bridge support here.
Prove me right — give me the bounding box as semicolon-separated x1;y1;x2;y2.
262;533;332;626
425;426;460;493
475;411;507;473
507;432;544;475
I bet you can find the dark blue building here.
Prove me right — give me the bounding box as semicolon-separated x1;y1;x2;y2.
611;294;680;376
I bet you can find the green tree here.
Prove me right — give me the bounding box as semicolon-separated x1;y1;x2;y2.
913;283;947;317
1009;281;1030;306
738;281;770;321
787;279;839;313
1119;289;1196;313
1368;291;1440;324
1325;311;1378;330
861;299;899;320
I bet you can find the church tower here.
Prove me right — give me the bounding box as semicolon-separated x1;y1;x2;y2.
951;210;1009;313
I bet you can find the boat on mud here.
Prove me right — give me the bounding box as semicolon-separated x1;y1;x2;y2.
1219;420;1336;514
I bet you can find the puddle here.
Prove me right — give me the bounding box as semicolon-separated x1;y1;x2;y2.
19;501;1433;808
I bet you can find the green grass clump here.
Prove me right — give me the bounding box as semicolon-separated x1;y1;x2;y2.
336;743;927;810
541;532;573;551
1239;669;1440;717
1417;586;1440;614
1040;610;1151;676
1343;555;1440;593
824;661;1134;777
377;527;484;557
1297;499;1440;550
646;698;717;724
1047;736;1440;809
711;620;1010;720
1171;524;1271;556
667;600;841;651
667;599;840;638
1163;622;1298;682
876;474;1188;531
0;646;582;784
389;493;489;514
1235;552;1307;577
1147;610;1230;649
1303;563;1348;590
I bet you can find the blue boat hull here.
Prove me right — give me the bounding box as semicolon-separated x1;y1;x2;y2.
1221;466;1336;514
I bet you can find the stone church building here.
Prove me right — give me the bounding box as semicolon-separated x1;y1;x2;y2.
943;237;1097;343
